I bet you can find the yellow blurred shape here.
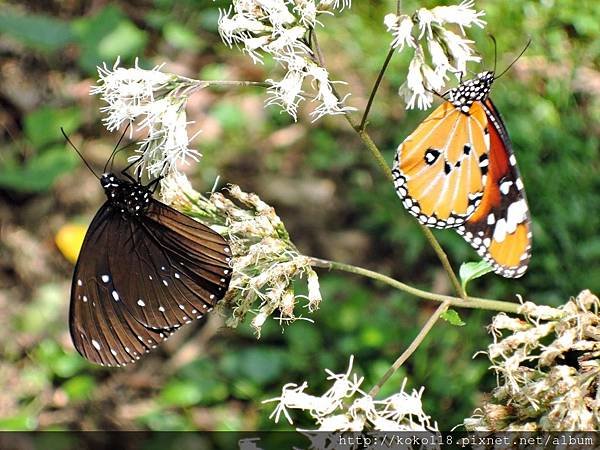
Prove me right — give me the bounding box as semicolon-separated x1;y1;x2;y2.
55;223;87;264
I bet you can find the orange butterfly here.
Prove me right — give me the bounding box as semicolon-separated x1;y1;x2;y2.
392;71;531;278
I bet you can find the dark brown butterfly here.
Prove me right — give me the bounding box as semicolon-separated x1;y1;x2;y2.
66;132;231;367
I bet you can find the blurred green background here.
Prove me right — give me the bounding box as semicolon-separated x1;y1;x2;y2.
0;0;598;432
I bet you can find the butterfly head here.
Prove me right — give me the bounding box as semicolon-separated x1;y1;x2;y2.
446;71;495;114
101;173;152;217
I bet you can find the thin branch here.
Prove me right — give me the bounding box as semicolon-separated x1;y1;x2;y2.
180;79;270;96
360;46;395;131
307;29;466;299
310;27;326;67
368;300;451;398
203;80;270;88
342;112;466;299
309;257;519;314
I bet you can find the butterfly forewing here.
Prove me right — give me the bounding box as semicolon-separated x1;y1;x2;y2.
70;205;169;366
456;99;531;278
69;173;232;367
393;102;490;228
392;71;532;278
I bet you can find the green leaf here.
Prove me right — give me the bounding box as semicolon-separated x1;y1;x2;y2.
441;309;466;327
459;260;494;291
160;380;204;407
72;5;147;74
163;22;203;50
24;106;81;148
31;339;87;378
0;414;37;431
139;410;192;431
220;347;286;386
62;375;95;401
211;102;246;132
0;10;74;51
0;146;78;193
97;21;147;60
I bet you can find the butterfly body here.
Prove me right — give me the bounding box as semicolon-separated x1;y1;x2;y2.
70;171;232;367
101;173;152;216
392;71;531;278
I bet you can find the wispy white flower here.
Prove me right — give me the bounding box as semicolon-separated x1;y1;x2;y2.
243;36;272;63
218;7;269;47
307;65;356;121
399;52;435;110
265;62;307;120
91;58;172;133
440;28;482;75
218;0;353;120
306;269;321;311
265;356;438;433
135;97;201;177
92;58;203;177
294;0;319;28
384;14;416;52
183;184;324;334
415;8;439;39
318;0;351;11
431;0;487;33
428;38;451;72
384;1;486;110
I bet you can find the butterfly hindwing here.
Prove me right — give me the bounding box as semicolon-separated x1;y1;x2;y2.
456;99;531;278
111;200;231;329
70;204;169;367
70;174;232;367
392;101;490;228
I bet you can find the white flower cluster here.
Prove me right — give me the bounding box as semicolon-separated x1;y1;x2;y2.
91;58;201;177
173;177;323;334
218;0;355;121
384;0;486;109
465;290;600;431
264;356;438;437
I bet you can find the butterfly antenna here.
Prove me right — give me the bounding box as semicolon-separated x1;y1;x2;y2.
488;34;498;74
103;125;130;173
495;38;531;80
61;128;100;180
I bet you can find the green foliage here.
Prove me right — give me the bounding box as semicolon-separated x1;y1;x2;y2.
24;106;81;148
459;261;494;292
0;146;78;193
62;375;95;401
72;5;148;74
32;340;88;379
441;309;466;327
0;414;37;431
163;22;204;51
0;11;74;51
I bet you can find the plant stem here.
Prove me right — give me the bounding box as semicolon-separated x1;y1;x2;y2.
360;47;395;131
319;21;465;298
343;112;466;299
368;300;451;398
202;80;270;88
309;257;519;314
179;78;270;96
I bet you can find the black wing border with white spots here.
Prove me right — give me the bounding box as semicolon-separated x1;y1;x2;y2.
457;98;532;278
